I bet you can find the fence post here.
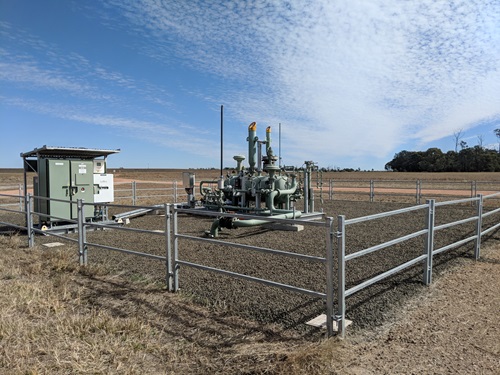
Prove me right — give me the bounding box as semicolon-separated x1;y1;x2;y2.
423;199;435;285
165;203;174;291
474;194;483;260
416;180;420;204
19;184;23;211
26;193;34;248
174;181;178;203
132;181;137;206
328;179;332;200
77;199;87;266
173;205;179;292
369;180;374;202
325;217;334;337
336;215;346;338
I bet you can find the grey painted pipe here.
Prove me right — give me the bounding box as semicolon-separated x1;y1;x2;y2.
209;210;302;237
266;126;272;155
233;211;302;227
247;122;257;172
199;180;218;196
265;176;298;211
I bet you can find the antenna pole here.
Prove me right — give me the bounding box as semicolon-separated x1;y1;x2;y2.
220;105;224;180
279;122;282;168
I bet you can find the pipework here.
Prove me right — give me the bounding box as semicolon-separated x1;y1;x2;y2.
186;121;317;237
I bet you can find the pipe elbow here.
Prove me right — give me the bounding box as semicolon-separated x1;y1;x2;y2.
207;218;224;238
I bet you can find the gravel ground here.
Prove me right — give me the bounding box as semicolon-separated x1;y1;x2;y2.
1;198;498;338
2;199;488;338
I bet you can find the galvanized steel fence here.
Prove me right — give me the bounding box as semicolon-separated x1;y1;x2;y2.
318;179;498;204
114;181;180;205
172;207;337;334
335;192;500;337
3;179;497;208
0;190;499;338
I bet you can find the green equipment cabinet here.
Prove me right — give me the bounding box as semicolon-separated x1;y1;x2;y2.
21;146;120;224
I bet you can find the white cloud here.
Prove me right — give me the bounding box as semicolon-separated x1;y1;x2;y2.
99;0;500;166
2;1;500;168
0;60;95;95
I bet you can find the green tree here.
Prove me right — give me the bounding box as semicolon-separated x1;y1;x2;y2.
385;146;500;172
495;129;500;153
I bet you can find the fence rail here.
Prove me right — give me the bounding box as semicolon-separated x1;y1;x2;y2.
0;187;498;339
335;193;497;337
320;179;499;204
113;181;180;205
172;206;337;333
3;179;498;207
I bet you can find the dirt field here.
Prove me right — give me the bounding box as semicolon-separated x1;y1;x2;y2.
0;169;499;373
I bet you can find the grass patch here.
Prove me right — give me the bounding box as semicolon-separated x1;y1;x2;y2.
0;236;336;374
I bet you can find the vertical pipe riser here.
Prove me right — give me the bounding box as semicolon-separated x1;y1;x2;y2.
265;126;272;157
247;122;257;172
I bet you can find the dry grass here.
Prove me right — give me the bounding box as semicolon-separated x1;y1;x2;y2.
0;235;322;374
0;238;173;374
3;233;498;374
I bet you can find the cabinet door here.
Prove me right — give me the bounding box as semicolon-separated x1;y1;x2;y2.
47;159;71;221
71;160;95;219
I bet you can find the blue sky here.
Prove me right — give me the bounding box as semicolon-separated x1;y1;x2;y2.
1;0;500;170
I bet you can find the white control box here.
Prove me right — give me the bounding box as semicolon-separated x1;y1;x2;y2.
93;160;106;174
93;174;114;203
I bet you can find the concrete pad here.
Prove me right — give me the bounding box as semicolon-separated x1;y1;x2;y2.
306;314;353;331
263;223;304;232
42;242;65;248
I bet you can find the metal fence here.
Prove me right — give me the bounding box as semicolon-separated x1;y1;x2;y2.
172;207;336;334
0;190;499;338
108;178;500;204
0;184;26;209
318;179;499;204
3;179;496;208
114;181;180;205
335;192;500;337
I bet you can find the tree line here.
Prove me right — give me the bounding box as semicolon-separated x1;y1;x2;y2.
385;147;500;172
